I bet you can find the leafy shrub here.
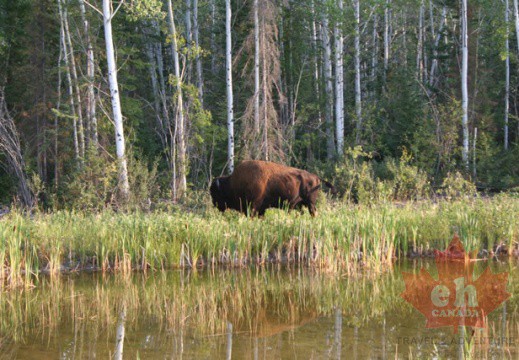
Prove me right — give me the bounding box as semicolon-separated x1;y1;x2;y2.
439;171;477;200
63;149;118;211
379;149;430;201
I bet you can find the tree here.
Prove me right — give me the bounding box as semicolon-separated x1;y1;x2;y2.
334;0;344;154
321;4;335;159
102;0;130;199
505;0;510;151
166;0;187;197
225;0;234;172
0;89;34;207
353;0;362;145
460;0;469;168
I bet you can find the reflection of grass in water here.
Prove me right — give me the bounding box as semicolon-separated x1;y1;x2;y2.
0;195;518;289
0;268;406;343
0;263;517;358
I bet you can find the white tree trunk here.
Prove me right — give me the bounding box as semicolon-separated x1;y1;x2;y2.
185;0;192;82
261;14;269;161
505;0;510;150
429;6;447;87
322;10;334;158
354;0;362;145
254;0;260;135
371;12;378;98
384;0;391;76
79;0;97;147
417;1;424;82
63;2;85;159
226;0;235;172
334;0;344;155
311;0;322;124
514;0;519;52
193;0;203;105
58;0;79;163
210;0;217;74
55;24;64;188
167;0;187;196
460;0;469;167
103;0;130;199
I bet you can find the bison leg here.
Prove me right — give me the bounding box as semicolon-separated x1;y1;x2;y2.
307;203;317;217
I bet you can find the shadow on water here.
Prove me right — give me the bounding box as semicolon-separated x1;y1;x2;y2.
0;259;517;359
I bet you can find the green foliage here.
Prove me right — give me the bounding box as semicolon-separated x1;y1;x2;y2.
62;149;118;211
127;156;159;210
124;0;165;22
440;171;477;200
378;149;430;201
330;147;429;204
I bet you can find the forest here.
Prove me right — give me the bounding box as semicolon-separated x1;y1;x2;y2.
0;0;518;209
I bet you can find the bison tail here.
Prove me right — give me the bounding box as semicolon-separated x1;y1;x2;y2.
320;179;338;195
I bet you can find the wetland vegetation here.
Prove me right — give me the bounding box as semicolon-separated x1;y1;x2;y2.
1;194;518;290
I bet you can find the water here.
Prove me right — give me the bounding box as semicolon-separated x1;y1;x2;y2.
0;260;517;359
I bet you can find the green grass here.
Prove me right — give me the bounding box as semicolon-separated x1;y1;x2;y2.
1;194;518;288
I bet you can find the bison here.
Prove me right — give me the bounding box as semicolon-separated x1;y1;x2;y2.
210;160;335;216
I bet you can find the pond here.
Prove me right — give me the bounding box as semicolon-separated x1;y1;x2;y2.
0;259;517;359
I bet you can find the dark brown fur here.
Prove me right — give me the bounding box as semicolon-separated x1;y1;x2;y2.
210;160;334;216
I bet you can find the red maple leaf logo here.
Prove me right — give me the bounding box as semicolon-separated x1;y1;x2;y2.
401;234;511;333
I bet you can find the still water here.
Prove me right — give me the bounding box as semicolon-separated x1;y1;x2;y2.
0;260;517;359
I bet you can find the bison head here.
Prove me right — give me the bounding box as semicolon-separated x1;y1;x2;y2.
210;176;232;212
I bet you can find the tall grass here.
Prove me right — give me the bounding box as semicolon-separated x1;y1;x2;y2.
0;195;518;288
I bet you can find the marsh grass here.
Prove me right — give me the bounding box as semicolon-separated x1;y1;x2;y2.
0;195;518;288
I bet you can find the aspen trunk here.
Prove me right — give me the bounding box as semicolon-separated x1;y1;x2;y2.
225;0;235;172
429;6;447;88
334;0;344;155
63;1;85;159
193;0;203;105
102;0;130;199
254;0;260;135
322;9;335;159
460;0;469;167
505;0;510;150
354;0;362;145
58;0;79;163
167;0;187;197
79;0;98;147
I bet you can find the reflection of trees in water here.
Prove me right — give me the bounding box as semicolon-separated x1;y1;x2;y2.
0;263;516;358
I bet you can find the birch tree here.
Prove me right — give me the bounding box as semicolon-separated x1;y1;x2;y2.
322;7;335;159
0;89;34;207
429;5;447;88
334;0;344;154
254;0;260;135
514;0;519;51
102;0;130;199
417;0;424;82
226;0;234;172
384;0;391;77
505;0;510;150
63;1;85;159
193;0;203;105
79;0;98;147
460;0;469;167
354;0;362;145
167;0;187;196
58;0;79;163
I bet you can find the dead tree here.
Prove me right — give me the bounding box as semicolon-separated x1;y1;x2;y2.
0;89;34;207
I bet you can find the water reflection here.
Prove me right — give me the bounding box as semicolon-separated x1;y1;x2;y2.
0;260;516;359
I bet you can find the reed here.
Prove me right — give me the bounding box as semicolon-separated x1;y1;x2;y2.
0;195;518;288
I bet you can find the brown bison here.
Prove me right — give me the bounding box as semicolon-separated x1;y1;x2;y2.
210;160;335;216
